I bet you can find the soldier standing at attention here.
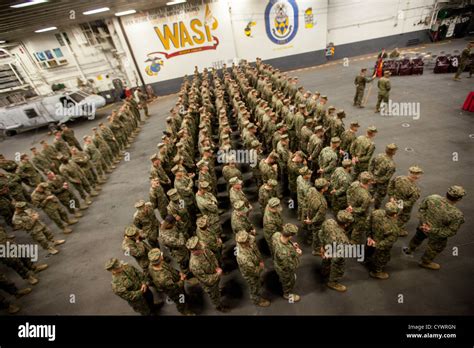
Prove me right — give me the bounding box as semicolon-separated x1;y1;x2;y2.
149;178;168;219
133;200;160;248
369;143;398;209
353;68;375;108
350;126;378;178
186;236;228;312
263;197;283;256
272;223;302;302
346;172;374;245
60;124;82;150
404;186;465;270
306;178;329;252
375;70;391;113
319;210;353;292
367;202;400;279
122;225;151;272
235;230;270;307
453;41;473;81
387;166;423;237
329;159;353;213
105;258;155;315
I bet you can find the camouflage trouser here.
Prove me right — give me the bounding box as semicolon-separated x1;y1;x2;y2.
66;138;82;151
57;191;81;214
70;180;90;200
409;228;448;264
241;271;262;304
297;202;306;222
368;248;391;273
252;167;262;188
44;206;69;229
376;93;389;111
99;146;114;167
372;182;389;209
0;273;18;309
322;257;345;283
169;247;189;274
354;87;364;106
311;221;324;252
202;281;221;308
263;229;275;256
350;214;369;245
353;161;369;178
92;160;105;177
127;289;154;315
454;62;467;78
288;130;298;152
106;139;120;158
398;203;414;232
331;195;348;214
9;185;30;203
0;196;14;226
275;267;296;296
208;214;222;237
30;227;54;250
1;257;35;279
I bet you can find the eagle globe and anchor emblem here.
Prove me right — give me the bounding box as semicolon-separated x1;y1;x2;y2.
265;0;299;45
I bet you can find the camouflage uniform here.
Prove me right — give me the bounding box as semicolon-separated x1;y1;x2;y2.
133;202;160;248
307;185;328;250
319;218;350;284
330;166;352;213
263;199;283;256
369;150;396;209
387;175;421;232
149;182;169;219
12;206;57;251
61;128;82;150
272;229;300;297
347;180;372;244
159;223;189;274
350;134;376;177
31;185;72;230
17;160;43;188
47;174;82;214
122;226;151;271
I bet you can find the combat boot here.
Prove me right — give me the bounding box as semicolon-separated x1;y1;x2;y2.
53;239;65;246
256;298;271;307
419;261;440;270
111;165;117;170
90;190;99;197
327;282;347;292
27;275;39;285
398;230;408;237
369;271;389;280
34;264;48;273
94;185;102;191
68;218;79;225
283;293;301;302
15;287;32;298
74;211;83;218
8;304;21;314
63;227;72;234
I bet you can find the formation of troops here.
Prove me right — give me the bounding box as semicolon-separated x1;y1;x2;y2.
106;59;466;315
0;93;149;314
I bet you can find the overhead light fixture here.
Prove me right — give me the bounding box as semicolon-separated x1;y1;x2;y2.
83;7;110;15
34;26;57;33
115;10;136;16
10;0;47;8
166;0;186;5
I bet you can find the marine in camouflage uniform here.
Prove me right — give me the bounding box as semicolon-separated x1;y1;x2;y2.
319;211;353;292
105;258;155;316
346;172;374;244
159;215;189;275
70;147;102;189
339;121;360;156
236;230;270;307
287;151;306;199
350;126;377;178
229;177;250;209
60;125;82;150
329;160;353;213
258;179;278;216
0;225;48;285
147;248;193;315
318;137;341;180
149;178;169;219
46;171;85;215
0;177;14;226
387;166;423;236
272;224;302;301
3;172;30;203
31;182;77;233
122;225;151;272
195;181;222;238
92;128;115;169
367;202;400;279
405;186;465;270
296;166;312;223
12;202;63;254
196;215;222;262
368;143;397;209
17;154;43;188
453;41;473;80
375;71;391;112
59;156;94;204
167;189;192;240
133;200;160;248
306;178;329;251
353;68;375;107
231;200;254;235
53;131;71;158
263;198;283;256
30;147;53;175
149;154;172;193
83;136;109;178
187;236;228;312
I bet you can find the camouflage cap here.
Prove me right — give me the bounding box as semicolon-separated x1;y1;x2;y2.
134;200;146;208
148;248;163;264
233;200;248;211
447;185;466;199
186;236;200;250
314;91;321;95
167;188;179;199
305;118;314;124
250;140;261;148
337;110;346;118
328;105;336;111
171;165;184;174
386;143;398;151
173;155;183;163
283;223;298;235
359;171;374;184
385;201;400;215
267;179;278;186
298;103;306;108
281;134;289;140
367;125;378;133
342;159;353;168
384;70;391;76
38;182;49;188
229;177;242;185
268;197;281;208
105;258;120;271
315;125;324;132
276;122;285;129
150;154;159;161
331;137;341;143
408;165;423;174
315;178;329;189
336;210;354;224
197;215;208;228
124;225;139;237
196;159;208;168
199;181;210;189
350;121;360;127
235;230;249;244
246;123;256;129
157;143;165;149
299;166;311;175
321;95;328;100
15;201;27;209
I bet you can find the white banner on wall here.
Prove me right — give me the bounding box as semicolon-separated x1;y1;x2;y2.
121;0;328;83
